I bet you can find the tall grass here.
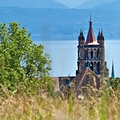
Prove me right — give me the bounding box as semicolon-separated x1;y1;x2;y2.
0;82;120;120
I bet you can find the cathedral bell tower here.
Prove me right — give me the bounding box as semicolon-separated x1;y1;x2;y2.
76;17;109;77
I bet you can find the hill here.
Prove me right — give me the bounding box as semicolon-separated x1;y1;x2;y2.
0;7;120;40
76;0;119;9
92;0;120;10
0;0;68;9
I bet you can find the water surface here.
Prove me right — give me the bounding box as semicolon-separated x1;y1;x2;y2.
35;40;120;77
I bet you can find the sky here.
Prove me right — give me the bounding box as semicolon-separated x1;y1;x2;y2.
58;0;89;8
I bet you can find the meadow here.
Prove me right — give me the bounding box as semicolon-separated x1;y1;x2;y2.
0;80;120;120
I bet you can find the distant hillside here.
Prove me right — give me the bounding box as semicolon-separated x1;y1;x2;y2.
0;7;120;40
92;0;120;10
76;0;119;9
0;0;68;9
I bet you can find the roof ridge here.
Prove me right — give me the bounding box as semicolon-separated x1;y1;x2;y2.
77;68;88;90
88;68;100;78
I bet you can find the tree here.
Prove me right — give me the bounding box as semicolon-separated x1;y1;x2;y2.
110;77;120;90
0;22;51;92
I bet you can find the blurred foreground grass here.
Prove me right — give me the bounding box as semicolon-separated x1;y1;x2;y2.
0;83;120;120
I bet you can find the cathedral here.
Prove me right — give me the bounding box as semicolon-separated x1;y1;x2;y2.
53;17;109;93
76;17;109;77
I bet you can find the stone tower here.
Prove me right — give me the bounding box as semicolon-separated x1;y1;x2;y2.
76;17;109;77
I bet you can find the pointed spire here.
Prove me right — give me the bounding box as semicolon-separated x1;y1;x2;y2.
97;28;101;39
111;61;115;79
86;16;96;44
78;29;85;40
101;29;103;35
98;28;101;35
97;28;104;45
100;29;104;40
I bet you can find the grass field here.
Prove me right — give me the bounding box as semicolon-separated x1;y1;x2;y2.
0;84;120;120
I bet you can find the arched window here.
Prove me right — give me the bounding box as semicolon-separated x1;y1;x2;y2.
91;51;93;59
93;62;97;73
88;50;91;59
85;49;88;59
90;62;93;71
94;49;96;59
85;62;89;68
97;62;100;74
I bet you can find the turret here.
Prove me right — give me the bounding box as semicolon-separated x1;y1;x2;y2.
97;29;104;46
78;29;85;46
97;29;105;77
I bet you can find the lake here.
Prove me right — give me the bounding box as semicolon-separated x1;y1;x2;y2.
35;40;120;77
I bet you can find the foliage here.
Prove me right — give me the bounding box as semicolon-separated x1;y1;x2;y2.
110;77;120;90
0;22;52;93
0;79;120;120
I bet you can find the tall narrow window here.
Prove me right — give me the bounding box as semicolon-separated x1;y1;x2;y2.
91;51;93;58
97;62;100;74
94;49;96;59
94;62;97;73
85;62;89;68
90;62;93;71
85;50;88;59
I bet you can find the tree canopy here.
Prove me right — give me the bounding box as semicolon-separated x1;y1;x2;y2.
0;22;52;92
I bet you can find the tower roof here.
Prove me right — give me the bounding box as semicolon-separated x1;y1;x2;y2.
86;17;96;44
78;29;85;40
97;29;104;40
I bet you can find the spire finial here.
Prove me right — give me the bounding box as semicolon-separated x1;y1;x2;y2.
89;15;92;27
90;15;91;22
101;29;103;34
80;29;83;33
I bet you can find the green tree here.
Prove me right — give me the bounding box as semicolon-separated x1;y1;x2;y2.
0;22;51;92
110;77;120;90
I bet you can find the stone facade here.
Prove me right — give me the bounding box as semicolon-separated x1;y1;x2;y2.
53;17;109;95
76;18;109;78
